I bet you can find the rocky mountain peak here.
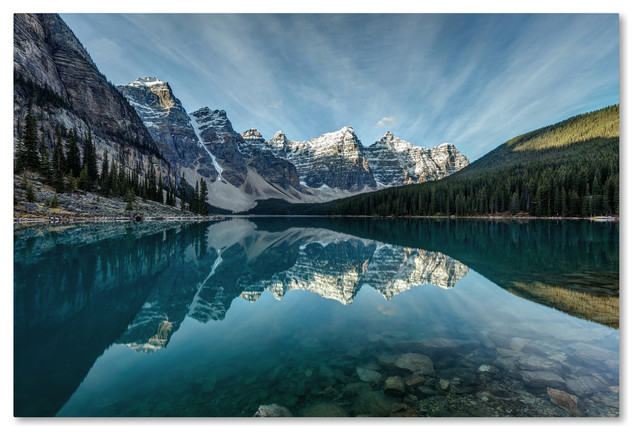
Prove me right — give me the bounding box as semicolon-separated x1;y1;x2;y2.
241;128;263;140
190;107;234;136
269;130;290;151
129;77;166;88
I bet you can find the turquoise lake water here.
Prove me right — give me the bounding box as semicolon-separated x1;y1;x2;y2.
14;218;619;417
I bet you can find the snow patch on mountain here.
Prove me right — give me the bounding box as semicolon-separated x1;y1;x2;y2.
189;113;224;181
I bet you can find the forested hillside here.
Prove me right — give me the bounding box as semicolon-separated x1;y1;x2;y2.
329;105;619;217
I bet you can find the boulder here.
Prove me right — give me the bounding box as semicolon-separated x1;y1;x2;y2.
253;404;293;417
356;367;383;383
520;370;566;390
383;376;405;397
547;388;581;416
565;375;609;396
517;355;563;374
394;353;435;376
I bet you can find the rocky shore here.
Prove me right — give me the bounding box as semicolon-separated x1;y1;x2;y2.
14;173;222;224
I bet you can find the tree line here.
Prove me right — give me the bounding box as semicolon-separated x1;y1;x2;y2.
14;106;209;214
330;106;619;218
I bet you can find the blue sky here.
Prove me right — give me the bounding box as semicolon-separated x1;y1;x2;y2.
61;13;619;161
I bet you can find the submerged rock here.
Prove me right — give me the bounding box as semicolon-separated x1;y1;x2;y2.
547;388;581;416
517;355;563;374
343;382;372;396
302;402;348;417
383;376;405;397
565;375;609;396
417;385;436;397
436;379;450;391
510;337;531;352
253;404;293;417
394;353;435;376
404;375;426;388
357;367;383;383
520;370;566;390
353;390;396;417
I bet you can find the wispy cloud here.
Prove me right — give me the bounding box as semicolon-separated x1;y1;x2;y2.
376;117;397;128
61;13;619;159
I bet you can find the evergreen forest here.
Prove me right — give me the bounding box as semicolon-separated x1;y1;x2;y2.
329;105;619;218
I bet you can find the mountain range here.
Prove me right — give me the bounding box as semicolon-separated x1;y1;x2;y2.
13;13;469;214
117;76;469;212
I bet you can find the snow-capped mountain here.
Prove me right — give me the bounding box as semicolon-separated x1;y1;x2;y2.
266;127;377;192
117;76;469;212
364;131;470;186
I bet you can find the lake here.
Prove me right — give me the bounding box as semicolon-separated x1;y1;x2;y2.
13;217;619;417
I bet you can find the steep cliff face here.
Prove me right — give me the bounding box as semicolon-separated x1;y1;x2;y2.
364;132;469;186
267;127;377;191
117;77;206;171
13;13;170;185
240;129;301;190
189;107;248;187
117;79;308;212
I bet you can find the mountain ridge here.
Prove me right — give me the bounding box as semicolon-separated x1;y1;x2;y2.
118;76;469;211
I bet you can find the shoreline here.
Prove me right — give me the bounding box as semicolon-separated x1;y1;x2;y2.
14;213;618;224
229;214;619;221
14;215;225;225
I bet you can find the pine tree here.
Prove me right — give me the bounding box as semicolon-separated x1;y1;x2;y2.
83;128;98;186
100;150;110;196
199;177;208;215
148;166;157;201
125;187;135;211
157;174;163;203
117;158;126;196
52;128;66;192
16;107;40;172
179;173;187;211
25;182;35;202
190;180;199;213
109;159;118;196
78;163;91;191
66;128;81;177
38;129;52;184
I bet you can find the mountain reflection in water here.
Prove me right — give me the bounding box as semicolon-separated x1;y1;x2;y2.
13;218;619;417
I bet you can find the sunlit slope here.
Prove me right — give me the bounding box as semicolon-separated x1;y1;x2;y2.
329;105;619;217
457;104;619;176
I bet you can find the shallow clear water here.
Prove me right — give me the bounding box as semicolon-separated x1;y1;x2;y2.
14;218;619;417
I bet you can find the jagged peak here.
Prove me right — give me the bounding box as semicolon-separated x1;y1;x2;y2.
241;128;263;139
376;131;395;141
314;126;358;141
191;107;228;119
271;130;288;141
126;76;167;88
